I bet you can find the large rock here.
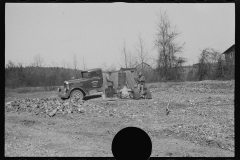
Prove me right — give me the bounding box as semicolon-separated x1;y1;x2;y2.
48;108;58;117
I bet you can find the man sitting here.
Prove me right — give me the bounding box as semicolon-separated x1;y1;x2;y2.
119;86;131;99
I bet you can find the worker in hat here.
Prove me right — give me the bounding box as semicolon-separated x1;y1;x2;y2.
137;72;145;96
106;72;114;98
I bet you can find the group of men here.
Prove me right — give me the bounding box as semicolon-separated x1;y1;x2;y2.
105;71;145;98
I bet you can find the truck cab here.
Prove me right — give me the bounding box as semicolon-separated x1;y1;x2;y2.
58;68;104;100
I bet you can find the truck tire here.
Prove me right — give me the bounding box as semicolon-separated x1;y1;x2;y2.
132;88;140;100
70;90;84;101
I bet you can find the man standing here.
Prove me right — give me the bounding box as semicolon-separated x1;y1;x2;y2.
137;72;145;96
106;72;114;98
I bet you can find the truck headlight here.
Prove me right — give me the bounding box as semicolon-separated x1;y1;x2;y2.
64;82;70;90
66;84;69;90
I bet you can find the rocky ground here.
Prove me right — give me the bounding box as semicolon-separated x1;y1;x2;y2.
5;80;234;157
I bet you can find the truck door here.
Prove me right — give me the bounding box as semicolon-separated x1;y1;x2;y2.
89;71;102;88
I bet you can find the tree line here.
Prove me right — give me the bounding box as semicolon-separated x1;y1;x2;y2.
187;48;234;81
5;60;83;89
5;56;234;90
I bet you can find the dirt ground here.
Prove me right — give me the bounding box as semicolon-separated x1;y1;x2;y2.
5;80;234;157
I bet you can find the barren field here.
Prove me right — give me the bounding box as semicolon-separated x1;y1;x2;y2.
5;80;234;157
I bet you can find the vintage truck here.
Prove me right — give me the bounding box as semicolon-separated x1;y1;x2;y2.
58;68;152;100
58;68;105;100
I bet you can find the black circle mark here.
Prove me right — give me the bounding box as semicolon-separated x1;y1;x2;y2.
112;127;152;160
195;0;206;2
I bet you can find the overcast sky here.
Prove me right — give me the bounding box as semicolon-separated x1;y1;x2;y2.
5;3;235;70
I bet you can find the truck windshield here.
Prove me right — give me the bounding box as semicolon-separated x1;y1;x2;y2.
82;72;90;78
90;72;100;78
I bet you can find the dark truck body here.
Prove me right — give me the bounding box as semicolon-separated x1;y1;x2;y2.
58;68;104;99
58;68;152;100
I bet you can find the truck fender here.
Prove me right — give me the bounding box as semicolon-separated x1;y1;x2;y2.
69;87;87;97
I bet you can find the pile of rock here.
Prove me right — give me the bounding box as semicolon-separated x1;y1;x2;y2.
5;97;140;119
5;97;87;117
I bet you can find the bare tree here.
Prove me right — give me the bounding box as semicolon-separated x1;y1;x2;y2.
197;48;226;80
33;54;44;67
135;33;149;73
61;60;67;68
109;63;117;72
5;60;15;69
128;50;138;68
66;62;72;69
29;54;44;85
101;62;108;72
101;63;117;72
119;40;138;69
154;10;185;80
73;54;78;70
120;40;129;68
81;55;87;70
72;54;79;79
51;61;58;68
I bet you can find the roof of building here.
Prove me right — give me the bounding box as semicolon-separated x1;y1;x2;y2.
82;68;101;72
223;44;235;54
135;62;151;67
102;70;118;73
119;67;136;71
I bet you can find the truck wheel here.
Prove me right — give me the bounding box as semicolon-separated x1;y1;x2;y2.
70;90;84;101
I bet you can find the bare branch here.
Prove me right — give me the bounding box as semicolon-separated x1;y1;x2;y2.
135;33;149;72
81;56;87;70
73;54;78;70
154;10;186;79
61;60;67;68
122;40;128;68
33;54;44;67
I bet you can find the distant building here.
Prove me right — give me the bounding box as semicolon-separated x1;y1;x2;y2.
135;62;153;74
119;67;137;72
119;63;154;82
119;67;137;77
223;44;235;66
